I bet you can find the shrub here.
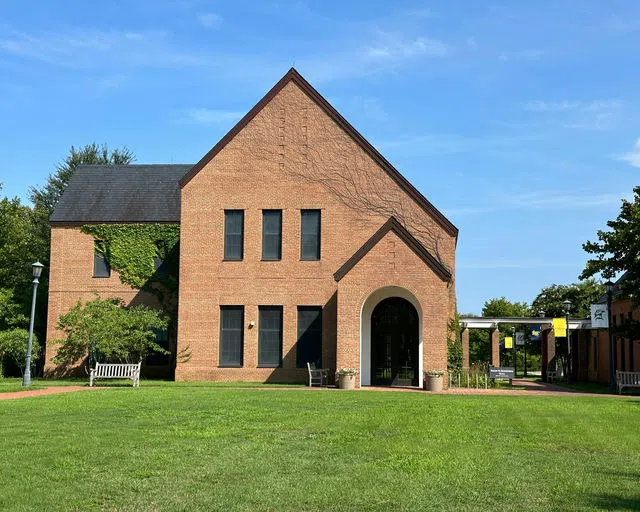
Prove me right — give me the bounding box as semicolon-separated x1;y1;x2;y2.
0;328;40;377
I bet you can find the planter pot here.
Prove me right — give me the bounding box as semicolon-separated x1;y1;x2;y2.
423;375;443;392
338;374;356;390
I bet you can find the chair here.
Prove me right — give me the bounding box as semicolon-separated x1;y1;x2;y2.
307;362;329;387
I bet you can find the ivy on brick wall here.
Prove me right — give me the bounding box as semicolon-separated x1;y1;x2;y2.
80;224;180;309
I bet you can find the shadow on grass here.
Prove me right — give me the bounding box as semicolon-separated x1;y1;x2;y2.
588;494;640;510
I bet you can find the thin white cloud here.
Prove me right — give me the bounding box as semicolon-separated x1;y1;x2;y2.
178;108;243;125
364;34;449;60
444;191;630;217
198;13;222;29
618;138;640;168
458;261;579;270
523;99;622;131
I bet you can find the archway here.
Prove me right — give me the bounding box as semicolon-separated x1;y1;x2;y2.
360;286;423;387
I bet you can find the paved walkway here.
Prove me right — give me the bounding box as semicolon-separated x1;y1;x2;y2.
0;386;95;401
365;379;630;397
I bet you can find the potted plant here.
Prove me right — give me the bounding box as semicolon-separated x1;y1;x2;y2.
335;368;359;390
423;370;445;391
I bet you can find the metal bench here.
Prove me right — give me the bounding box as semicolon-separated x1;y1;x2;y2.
90;362;141;387
616;371;640;394
307;362;329;387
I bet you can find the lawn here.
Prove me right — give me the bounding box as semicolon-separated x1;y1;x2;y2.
1;386;638;511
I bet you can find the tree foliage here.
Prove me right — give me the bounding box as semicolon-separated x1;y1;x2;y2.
53;297;168;371
447;314;462;373
0;328;39;377
531;279;604;318
581;186;640;304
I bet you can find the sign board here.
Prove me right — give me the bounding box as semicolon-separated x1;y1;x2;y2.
590;304;609;329
553;318;567;338
530;325;541;342
489;367;515;380
504;336;513;349
515;332;525;346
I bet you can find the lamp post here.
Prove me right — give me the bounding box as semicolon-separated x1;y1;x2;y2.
605;280;615;393
563;299;572;385
23;262;44;387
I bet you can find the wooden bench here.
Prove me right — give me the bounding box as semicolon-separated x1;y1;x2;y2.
90;362;141;387
616;371;640;394
307;362;329;387
545;369;562;383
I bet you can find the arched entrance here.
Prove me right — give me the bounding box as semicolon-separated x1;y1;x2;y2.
370;297;420;387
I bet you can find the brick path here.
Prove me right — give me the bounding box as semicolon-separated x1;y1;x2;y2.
0;386;95;401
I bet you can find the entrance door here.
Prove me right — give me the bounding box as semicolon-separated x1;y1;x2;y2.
371;297;419;386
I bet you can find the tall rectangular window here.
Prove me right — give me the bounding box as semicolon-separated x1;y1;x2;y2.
593;336;598;372
220;306;244;367
296;306;322;368
300;210;321;260
258;306;282;367
93;241;110;278
262;210;282;260
224;210;244;260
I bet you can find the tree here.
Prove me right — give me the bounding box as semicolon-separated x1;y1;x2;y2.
581;186;640;338
482;298;532;368
531;279;604;319
29;143;135;217
53;297;168;372
0;329;40;377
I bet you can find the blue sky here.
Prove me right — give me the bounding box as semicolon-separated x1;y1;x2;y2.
1;1;639;314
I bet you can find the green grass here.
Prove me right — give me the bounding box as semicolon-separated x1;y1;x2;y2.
1;387;639;511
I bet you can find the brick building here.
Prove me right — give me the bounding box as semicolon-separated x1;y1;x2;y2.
574;274;639;385
46;69;458;387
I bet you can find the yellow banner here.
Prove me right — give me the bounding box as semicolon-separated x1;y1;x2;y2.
553;318;567;338
505;336;513;349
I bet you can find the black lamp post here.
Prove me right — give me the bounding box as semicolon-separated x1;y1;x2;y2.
605;280;615;392
23;262;44;387
563;299;572;384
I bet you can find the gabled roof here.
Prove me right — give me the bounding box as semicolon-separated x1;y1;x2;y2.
50;164;192;224
179;68;458;238
333;217;452;282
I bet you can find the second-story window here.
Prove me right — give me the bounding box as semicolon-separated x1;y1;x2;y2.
300;209;321;260
224;210;244;260
262;210;282;260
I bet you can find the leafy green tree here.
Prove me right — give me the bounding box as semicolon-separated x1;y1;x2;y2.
447;314;462;373
53;297;168;372
0;329;39;377
29;144;135;217
581;186;640;338
0;187;40;291
531;279;604;319
482;298;532;369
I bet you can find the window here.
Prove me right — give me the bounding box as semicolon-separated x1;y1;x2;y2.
593;336;598;372
147;328;170;366
224;210;244;260
300;210;321;260
296;306;322;368
220;306;244;367
262;210;282;260
93;241;110;278
258;306;282;367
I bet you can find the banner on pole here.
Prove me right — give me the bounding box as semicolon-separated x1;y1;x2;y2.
505;336;513;349
530;325;541;341
515;332;525;346
553;318;566;338
590;304;609;329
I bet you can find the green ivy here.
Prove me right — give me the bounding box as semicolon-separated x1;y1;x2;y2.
80;224;180;309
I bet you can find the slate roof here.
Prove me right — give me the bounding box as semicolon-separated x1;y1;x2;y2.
50;164;193;224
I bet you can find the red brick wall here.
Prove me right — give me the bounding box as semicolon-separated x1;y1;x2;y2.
176;80;456;382
45;227;159;375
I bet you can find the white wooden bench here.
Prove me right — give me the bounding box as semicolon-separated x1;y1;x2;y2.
90;362;141;387
307;362;329;387
616;371;640;394
545;369;562;383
